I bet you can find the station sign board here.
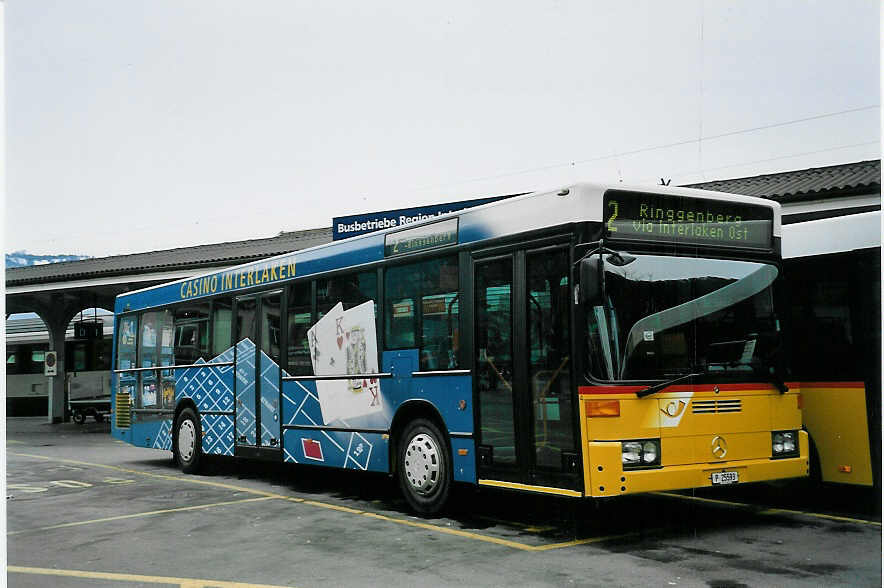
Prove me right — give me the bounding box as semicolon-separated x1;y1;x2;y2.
332;193;521;241
44;351;58;377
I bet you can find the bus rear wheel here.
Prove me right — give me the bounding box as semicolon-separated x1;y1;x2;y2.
397;419;451;515
174;407;202;474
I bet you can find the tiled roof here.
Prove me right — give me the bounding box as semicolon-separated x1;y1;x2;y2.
6;228;332;286
6;313;114;336
685;159;880;202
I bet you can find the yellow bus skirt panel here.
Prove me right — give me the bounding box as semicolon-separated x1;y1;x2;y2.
799;382;874;486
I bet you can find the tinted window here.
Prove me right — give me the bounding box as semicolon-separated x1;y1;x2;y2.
385;255;459;370
6;350;18;375
174;302;210;363
211;299;233;356
786;256;858;379
527;249;573;468
286;282;312;375
318;271;377;317
138;312;160;408
475;257;515;464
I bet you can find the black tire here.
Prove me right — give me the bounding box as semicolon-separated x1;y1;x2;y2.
93;412;104;423
72;411;86;425
173;407;202;474
397;418;451;515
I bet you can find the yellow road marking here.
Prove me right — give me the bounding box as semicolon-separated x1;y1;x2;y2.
8;451;617;551
530;531;645;551
8;565;294;587
358;511;645;552
475;514;556;533
8;496;276;536
358;510;537;550
653;492;882;527
478;479;583;497
757;507;882;526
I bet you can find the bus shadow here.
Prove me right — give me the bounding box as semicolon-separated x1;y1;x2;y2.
143;455;834;545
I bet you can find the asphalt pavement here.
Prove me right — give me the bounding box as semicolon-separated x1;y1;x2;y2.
6;417;882;587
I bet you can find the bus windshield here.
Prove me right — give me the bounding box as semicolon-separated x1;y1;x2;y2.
586;254;781;382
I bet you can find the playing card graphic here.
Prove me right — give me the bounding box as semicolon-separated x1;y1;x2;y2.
307;301;381;424
302;438;324;461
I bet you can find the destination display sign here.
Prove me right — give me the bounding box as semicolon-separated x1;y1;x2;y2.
603;190;773;250
384;218;458;257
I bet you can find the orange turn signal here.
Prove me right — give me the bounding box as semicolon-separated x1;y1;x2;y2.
838;465;852;473
586;399;620;417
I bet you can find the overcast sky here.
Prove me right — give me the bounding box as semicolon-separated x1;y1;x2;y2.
5;1;880;257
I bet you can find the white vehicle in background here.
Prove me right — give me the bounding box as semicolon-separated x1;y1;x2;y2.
5;313;114;422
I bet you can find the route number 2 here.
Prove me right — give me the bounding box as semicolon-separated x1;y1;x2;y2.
607;200;619;233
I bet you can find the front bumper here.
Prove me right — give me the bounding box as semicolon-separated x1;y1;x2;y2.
586;430;809;497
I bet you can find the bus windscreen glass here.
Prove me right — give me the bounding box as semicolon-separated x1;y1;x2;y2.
586;255;781;382
604;190;773;250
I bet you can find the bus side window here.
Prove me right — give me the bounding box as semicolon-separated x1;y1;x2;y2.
211;299;233;356
385;264;418;350
138;311;160;409
286;281;313;376
420;256;459;370
318;270;378;326
158;310;174;408
384;255;459;370
116;315;138;411
174;302;210;364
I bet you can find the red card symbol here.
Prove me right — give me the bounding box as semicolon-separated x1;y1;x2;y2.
302;438;324;461
336;336;343;349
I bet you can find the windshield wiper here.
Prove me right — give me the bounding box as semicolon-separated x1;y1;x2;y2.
760;365;789;394
636;372;703;398
770;376;789;394
750;353;789;394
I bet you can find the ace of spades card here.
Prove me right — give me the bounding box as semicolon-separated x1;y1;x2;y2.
307;301;382;425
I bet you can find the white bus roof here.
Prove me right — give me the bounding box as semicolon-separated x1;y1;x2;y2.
782;211;881;258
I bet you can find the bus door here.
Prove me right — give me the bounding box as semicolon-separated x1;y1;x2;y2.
473;246;579;491
234;291;283;456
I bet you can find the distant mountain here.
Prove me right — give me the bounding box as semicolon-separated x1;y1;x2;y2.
6;251;92;268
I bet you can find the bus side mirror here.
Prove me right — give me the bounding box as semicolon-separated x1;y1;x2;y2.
579;258;602;305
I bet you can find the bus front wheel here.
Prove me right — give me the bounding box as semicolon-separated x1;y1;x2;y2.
174;407;202;474
397;419;451;515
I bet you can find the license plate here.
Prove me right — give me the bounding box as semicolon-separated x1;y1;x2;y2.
711;471;739;485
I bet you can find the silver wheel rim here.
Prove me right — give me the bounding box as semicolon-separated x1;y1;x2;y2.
178;419;196;463
404;432;440;495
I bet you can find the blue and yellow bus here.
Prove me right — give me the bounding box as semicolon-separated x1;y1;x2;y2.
112;183;807;513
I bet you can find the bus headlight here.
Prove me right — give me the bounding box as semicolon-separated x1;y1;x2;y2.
622;439;661;469
771;430;799;459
